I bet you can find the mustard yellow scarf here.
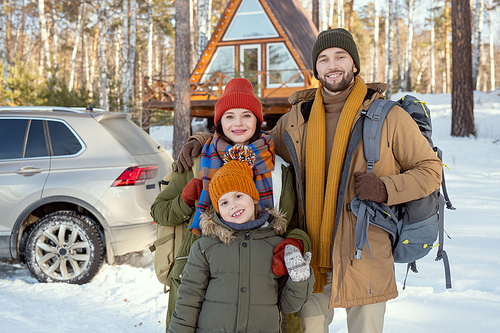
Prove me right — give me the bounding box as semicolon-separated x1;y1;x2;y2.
305;77;367;292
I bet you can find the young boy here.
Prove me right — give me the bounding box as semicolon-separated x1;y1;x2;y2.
168;146;314;333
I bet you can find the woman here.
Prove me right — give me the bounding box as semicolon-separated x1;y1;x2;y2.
150;78;310;332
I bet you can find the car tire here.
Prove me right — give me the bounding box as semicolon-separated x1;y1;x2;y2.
25;211;104;284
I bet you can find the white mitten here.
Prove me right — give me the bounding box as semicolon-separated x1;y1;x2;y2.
284;244;312;282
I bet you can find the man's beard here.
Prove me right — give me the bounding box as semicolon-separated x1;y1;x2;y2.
318;68;355;93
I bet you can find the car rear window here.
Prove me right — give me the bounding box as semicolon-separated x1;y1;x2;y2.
99;117;161;155
47;120;83;156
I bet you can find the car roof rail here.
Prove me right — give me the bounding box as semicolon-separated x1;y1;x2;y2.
0;106;108;113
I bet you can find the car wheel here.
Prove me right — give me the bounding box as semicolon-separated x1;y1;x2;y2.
25;211;104;284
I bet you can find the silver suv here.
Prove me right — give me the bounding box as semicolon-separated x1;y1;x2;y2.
0;106;173;284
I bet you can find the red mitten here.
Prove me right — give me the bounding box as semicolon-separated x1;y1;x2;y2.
181;178;203;207
353;172;388;203
272;238;303;276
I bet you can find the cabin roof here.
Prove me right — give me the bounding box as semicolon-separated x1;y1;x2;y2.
267;0;318;71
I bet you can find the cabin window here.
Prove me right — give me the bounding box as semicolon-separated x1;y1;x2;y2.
223;0;278;41
240;44;261;89
267;43;304;87
202;46;235;86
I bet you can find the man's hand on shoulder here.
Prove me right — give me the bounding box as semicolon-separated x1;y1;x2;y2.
174;140;203;174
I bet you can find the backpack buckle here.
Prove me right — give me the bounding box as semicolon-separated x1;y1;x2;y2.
354;248;362;260
366;159;375;171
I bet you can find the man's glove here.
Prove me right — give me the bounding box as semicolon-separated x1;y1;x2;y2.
181;178;203;207
174;140;203;174
272;238;303;276
284;245;312;282
353;172;388;203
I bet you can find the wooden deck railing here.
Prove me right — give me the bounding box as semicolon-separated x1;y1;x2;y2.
143;69;315;104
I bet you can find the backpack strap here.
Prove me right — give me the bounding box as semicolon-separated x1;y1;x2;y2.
435;147;456;210
363;99;397;173
437;194;452;288
149;233;174;252
435;147;453;289
353;99;397;258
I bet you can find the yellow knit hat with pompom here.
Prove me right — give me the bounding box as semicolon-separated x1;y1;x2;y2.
209;145;259;213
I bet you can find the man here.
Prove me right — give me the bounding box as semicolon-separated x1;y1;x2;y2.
176;28;442;333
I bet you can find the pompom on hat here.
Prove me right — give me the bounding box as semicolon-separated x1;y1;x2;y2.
214;78;263;124
311;28;361;79
209;145;259;213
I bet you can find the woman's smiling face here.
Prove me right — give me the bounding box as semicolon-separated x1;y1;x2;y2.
220;108;257;145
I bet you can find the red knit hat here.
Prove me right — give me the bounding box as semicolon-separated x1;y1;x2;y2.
214;78;263;124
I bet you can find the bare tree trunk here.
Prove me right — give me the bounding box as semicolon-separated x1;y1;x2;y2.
403;0;414;91
122;0;129;111
373;0;379;82
0;2;8;81
139;59;150;133
126;0;137;111
155;33;160;76
38;0;52;80
337;0;344;27
190;0;197;71
90;27;98;99
50;0;58;74
198;0;211;59
98;0;109;111
384;0;389;82
441;69;446;94
472;0;484;89
69;1;84;91
115;26;122;106
488;0;495;90
173;0;192;159
445;0;451;93
84;33;90;91
312;0;319;29
320;0;328;31
430;0;435;94
386;0;394;99
147;0;153;84
328;0;335;28
349;0;355;31
451;0;475;137
395;0;402;91
144;0;153;130
480;42;487;91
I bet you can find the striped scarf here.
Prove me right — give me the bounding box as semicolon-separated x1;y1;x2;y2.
190;132;275;233
306;77;367;292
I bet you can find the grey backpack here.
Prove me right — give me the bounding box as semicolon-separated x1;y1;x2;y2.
351;95;454;289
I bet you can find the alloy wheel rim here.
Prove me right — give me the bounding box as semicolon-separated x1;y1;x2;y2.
34;224;91;280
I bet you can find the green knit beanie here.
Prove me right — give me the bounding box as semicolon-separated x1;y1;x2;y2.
311;28;361;79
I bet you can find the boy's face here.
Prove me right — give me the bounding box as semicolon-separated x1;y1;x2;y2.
218;191;258;224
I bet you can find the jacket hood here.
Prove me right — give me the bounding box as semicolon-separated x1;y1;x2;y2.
199;207;287;245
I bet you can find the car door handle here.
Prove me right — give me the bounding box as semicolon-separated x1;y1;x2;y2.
16;167;44;176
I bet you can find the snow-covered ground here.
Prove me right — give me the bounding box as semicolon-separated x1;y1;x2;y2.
1;90;500;333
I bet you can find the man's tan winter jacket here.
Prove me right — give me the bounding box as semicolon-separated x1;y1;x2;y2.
270;82;442;308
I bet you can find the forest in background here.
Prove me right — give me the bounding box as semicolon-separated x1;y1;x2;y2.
0;0;498;129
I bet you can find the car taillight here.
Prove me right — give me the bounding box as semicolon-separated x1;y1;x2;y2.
112;165;158;187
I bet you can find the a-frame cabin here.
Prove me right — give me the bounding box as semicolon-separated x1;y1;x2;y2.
143;0;319;125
